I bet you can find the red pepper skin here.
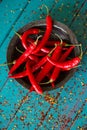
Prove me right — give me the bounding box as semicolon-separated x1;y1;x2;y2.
29;55;48;92
21;28;40;49
9;71;27;78
26;61;43;94
62;57;81;70
36;45;62;82
46;41;66;47
50;46;75;82
34;51;46;57
32;55;48;73
47;56;81;70
32;15;53;54
40;47;50;53
29;86;35;92
9;44;35;75
28;55;39;63
27;38;51;54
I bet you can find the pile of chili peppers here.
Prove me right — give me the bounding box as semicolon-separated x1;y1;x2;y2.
8;14;82;94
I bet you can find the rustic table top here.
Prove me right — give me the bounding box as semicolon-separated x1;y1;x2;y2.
0;0;87;130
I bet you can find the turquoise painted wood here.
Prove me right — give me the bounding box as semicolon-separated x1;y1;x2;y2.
0;0;87;130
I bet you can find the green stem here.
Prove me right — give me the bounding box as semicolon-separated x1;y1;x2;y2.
16;47;23;54
34;35;42;45
13;29;21;39
65;43;81;47
54;33;63;46
40;79;53;85
0;61;15;66
80;44;83;58
41;4;49;15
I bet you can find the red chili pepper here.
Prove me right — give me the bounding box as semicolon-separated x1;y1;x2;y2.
32;15;52;54
21;28;40;49
49;46;75;83
32;55;48;73
33;51;46;57
9;34;42;75
28;55;39;63
40;47;50;53
47;53;81;70
9;44;36;75
36;45;62;83
27;55;49;92
26;60;43;94
15;46;39;63
9;70;27;78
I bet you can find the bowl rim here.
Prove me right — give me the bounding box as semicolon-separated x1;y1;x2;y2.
7;20;81;92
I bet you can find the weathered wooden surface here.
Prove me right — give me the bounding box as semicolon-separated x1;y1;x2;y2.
0;0;87;130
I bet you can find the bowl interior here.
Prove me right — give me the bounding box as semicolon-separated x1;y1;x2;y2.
7;20;81;92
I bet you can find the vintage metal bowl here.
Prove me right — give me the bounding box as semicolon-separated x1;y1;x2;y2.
7;20;80;92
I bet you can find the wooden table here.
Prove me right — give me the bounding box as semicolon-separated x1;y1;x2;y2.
0;0;87;129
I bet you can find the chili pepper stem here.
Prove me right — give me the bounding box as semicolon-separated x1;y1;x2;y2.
65;43;81;47
77;44;83;59
42;4;49;15
34;35;42;45
0;61;16;66
16;47;23;54
54;33;63;46
48;44;57;57
40;79;53;85
79;44;83;59
13;30;21;39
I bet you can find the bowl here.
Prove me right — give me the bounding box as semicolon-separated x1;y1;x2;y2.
7;20;80;92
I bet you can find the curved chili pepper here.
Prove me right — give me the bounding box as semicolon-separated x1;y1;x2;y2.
47;56;81;70
26;60;43;94
21;28;40;49
9;44;36;75
49;46;75;83
32;15;53;54
15;28;40;49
